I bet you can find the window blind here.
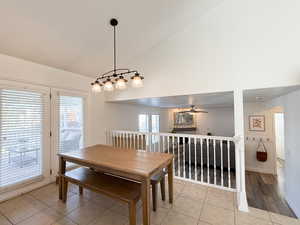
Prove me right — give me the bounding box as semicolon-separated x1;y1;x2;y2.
0;89;46;187
58;96;84;154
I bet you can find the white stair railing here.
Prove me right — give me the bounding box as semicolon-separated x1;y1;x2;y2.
106;130;236;191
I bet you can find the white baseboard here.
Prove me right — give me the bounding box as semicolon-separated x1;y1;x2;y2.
245;167;276;175
0;178;53;203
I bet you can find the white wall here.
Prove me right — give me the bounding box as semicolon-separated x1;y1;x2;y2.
243;103;281;175
268;90;300;217
89;100;169;145
106;0;300;102
167;107;235;137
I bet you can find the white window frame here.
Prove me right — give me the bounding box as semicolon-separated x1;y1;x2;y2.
50;88;88;179
0;79;51;197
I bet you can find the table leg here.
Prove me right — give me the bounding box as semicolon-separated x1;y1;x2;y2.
59;157;66;200
141;178;150;225
168;161;174;204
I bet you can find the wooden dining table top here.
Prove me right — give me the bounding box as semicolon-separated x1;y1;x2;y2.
58;144;174;177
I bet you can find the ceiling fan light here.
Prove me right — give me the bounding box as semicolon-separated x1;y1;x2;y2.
103;79;114;91
115;76;127;90
91;80;102;93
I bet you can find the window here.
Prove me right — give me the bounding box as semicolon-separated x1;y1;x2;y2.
58;96;84;154
0;89;47;187
138;114;149;132
138;114;160;133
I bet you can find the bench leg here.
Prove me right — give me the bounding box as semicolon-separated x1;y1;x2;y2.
129;201;136;225
62;177;68;203
79;186;83;195
152;183;157;212
160;177;166;201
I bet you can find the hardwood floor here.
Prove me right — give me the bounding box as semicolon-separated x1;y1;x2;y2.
246;169;297;218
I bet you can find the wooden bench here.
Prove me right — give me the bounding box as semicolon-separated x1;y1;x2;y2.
151;170;167;211
61;167;141;225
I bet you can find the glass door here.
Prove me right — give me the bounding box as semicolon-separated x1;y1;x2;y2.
58;95;84;155
51;90;86;172
0;84;50;190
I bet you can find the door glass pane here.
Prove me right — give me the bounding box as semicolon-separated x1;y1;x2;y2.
138;114;149;132
151;115;160;143
151;115;160;133
0;89;43;187
59;96;84;154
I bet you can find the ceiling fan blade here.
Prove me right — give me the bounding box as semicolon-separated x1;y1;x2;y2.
178;110;191;113
194;110;208;113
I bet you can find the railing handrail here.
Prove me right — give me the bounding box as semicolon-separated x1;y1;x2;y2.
110;130;235;141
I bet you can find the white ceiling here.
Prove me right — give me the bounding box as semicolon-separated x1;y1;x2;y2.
243;85;300;102
0;0;223;78
115;85;300;108
116;91;234;108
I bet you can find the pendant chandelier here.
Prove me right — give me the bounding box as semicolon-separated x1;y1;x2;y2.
91;18;144;93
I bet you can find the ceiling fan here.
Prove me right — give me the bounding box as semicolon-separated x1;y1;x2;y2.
178;105;208;114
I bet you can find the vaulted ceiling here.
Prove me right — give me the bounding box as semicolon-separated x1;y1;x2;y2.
0;0;223;78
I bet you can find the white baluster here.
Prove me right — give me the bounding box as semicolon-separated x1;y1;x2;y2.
221;139;224;187
189;137;191;179
172;136;175;175
207;138;210;183
183;137;186;178
213;139;216;185
194;137;197;181
149;133;152;152
178;136;180;177
227;140;231;188
124;133;127;148
167;136;170;154
162;135;165;153
116;133;119;147
200;138;203;182
112;132;114;147
158;134;161;152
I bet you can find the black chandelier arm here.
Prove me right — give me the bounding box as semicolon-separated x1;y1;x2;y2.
96;69;139;81
99;69;130;78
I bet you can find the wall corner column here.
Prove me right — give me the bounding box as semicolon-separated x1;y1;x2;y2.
234;89;248;212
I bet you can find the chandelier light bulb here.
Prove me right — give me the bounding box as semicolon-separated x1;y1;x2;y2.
131;74;144;88
115;77;127;90
91;81;101;93
103;79;114;91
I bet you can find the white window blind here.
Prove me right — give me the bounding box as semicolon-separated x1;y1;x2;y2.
0;89;46;187
58;96;84;154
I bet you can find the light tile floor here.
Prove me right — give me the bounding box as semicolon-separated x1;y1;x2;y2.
0;179;299;225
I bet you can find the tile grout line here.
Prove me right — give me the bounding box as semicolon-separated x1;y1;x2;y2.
0;209;14;225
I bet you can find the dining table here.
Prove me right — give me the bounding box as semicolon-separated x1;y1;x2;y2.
58;144;174;225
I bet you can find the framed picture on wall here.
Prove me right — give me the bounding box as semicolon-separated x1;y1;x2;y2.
249;115;265;131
